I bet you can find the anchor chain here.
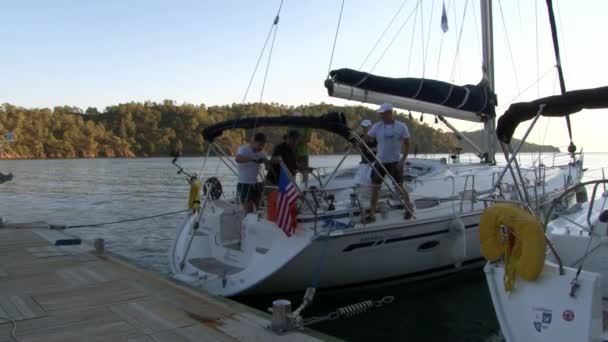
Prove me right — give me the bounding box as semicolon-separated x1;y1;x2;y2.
302;296;395;327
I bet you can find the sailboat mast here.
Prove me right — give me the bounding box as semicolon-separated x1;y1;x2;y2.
480;0;496;163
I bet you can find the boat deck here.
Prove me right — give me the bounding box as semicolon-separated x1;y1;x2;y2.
0;224;336;342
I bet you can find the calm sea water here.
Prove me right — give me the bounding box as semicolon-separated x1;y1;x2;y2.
1;153;606;341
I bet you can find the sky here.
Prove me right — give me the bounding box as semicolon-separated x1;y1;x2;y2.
2;0;608;151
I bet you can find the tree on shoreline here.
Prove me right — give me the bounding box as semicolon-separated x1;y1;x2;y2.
0;102;559;159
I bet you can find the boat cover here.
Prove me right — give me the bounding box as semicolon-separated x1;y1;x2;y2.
202;112;354;142
327;68;495;116
497;86;608;143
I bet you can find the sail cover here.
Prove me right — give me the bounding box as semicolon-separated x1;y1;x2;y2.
202;112;354;142
326;68;496;117
497;86;608;143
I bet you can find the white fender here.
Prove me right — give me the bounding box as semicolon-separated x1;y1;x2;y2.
447;217;466;263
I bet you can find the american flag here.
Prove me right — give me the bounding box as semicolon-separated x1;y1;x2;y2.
276;165;299;236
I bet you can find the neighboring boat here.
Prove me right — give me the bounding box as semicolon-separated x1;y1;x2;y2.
482;86;608;342
168;0;584;296
485;181;608;342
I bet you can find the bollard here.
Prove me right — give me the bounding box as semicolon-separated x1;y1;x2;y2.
270;299;292;332
94;238;105;254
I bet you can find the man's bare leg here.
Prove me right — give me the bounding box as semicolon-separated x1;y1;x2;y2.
368;184;380;221
398;184;415;219
243;201;254;214
302;170;309;188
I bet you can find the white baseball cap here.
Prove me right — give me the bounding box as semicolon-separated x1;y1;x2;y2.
377;103;393;113
360;119;372;127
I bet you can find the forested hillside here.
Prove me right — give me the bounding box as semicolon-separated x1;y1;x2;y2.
0;101;558;159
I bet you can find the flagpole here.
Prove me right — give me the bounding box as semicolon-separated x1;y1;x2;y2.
279;160;317;214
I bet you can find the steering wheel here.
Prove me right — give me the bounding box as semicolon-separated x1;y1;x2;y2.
203;177;223;200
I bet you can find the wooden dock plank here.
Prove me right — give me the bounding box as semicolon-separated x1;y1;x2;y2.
149;324;236;342
109;297;198;334
0;295;45;322
0;254;97;278
33;279;149;312
0;227;335;342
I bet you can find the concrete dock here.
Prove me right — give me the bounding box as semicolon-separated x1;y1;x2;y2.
0;225;336;342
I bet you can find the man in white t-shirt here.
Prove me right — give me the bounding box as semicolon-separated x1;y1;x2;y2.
366;103;415;222
235;132;268;213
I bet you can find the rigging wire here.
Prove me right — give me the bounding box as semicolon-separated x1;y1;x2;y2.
497;0;521;92
496;65;556;113
447;0;469;83
470;0;482;66
535;0;541;160
359;0;409;70
242;0;285;103
419;1;425;77
422;0;436;76
535;0;540;98
539;72;559;150
405;3;419;76
370;1;421;73
516;0;523;32
259;21;280;102
327;0;346;77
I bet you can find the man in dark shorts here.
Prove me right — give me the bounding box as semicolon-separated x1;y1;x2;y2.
265;130;300;221
235;132;268;213
366;103;415;222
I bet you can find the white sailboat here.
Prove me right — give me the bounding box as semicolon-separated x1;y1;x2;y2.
482;84;608;341
168;0;583;296
485;176;608;341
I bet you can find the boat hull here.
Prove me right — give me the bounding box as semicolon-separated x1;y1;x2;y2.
169;159;584;296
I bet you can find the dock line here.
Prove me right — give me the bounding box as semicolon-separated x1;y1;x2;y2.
58;209;190;229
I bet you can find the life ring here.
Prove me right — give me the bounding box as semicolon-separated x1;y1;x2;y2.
479;203;546;290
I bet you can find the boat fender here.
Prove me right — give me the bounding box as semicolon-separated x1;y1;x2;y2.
447;217;466;263
188;179;202;209
479;204;546;291
447;217;465;239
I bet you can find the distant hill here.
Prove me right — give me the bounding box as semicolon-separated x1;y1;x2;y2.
460;130;560;153
0;102;559;159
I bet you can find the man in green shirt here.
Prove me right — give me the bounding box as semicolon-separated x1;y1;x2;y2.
290;112;312;187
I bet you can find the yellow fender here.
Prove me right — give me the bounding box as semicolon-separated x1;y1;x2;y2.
188;179;202;210
479;203;546;290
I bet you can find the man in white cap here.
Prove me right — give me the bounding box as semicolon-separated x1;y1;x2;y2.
365;103;414;221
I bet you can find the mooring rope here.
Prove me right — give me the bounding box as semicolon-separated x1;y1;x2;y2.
0;314;18;341
64;209;190;229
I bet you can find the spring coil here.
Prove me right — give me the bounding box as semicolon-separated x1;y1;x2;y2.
337;300;374;318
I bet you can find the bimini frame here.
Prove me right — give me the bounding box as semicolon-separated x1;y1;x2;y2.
200;112;414;217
